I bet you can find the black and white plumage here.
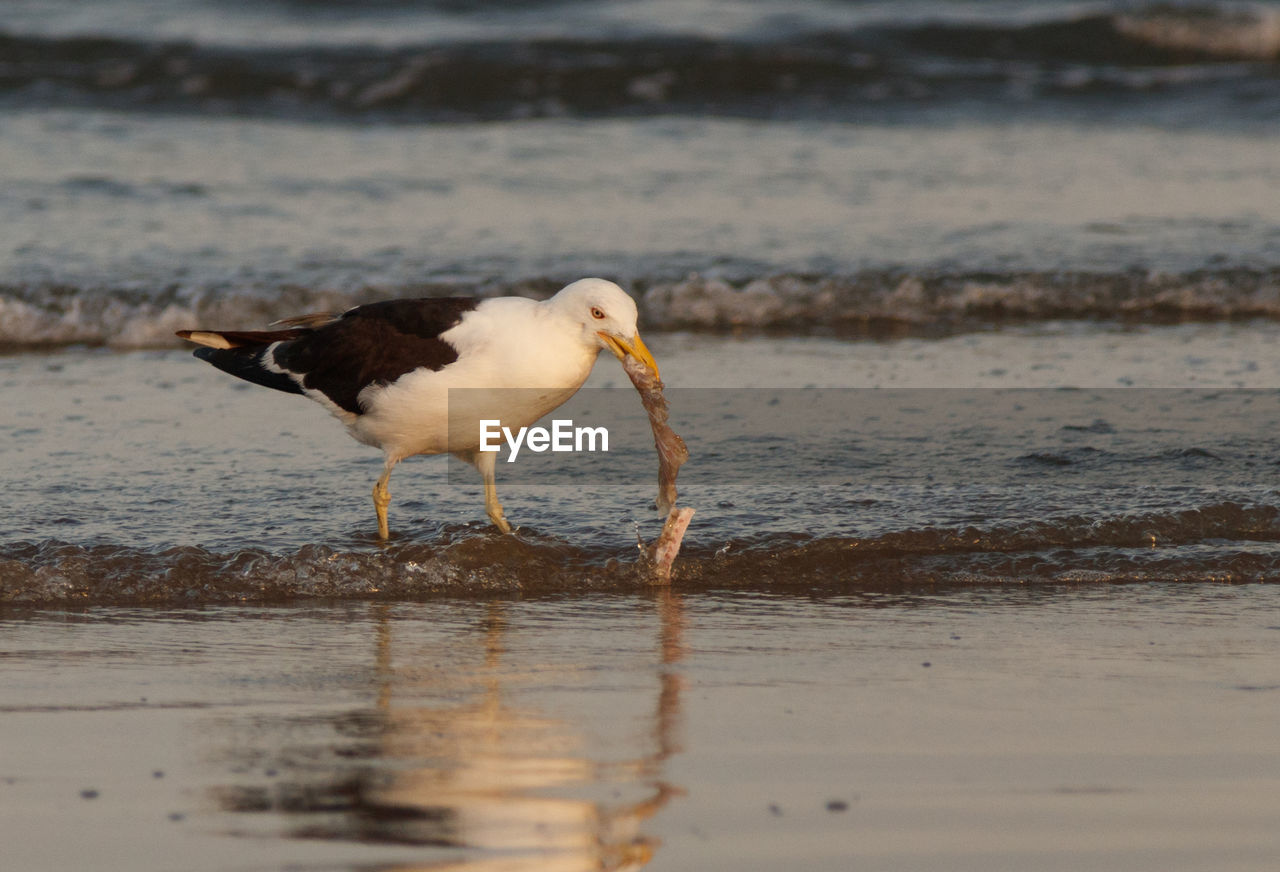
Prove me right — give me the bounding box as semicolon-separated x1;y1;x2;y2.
178;278;660;538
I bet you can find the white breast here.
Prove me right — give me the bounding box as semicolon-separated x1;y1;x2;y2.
348;298;600;461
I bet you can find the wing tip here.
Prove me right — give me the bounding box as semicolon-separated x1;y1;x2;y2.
177;330;236;350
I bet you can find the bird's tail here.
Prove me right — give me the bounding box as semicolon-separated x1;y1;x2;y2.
177;328;312;396
176;328;309;349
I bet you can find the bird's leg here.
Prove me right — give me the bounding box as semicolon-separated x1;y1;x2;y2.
372;461;396;539
473;449;513;534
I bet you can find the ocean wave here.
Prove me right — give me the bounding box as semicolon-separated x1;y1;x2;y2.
3;502;1279;604
900;6;1280;65
1;5;1275;120
4;268;1280;348
637;269;1280;333
1116;5;1280;62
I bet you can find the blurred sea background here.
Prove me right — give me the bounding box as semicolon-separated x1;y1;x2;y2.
4;0;1280;345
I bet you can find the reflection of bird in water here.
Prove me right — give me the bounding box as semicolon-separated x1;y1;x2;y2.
228;595;686;872
364;600;684;871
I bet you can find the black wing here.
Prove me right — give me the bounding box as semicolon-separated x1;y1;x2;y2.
188;297;479;415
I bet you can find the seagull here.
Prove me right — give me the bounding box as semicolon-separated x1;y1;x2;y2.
178;278;659;538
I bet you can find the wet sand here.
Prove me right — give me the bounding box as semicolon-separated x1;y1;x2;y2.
4;587;1280;871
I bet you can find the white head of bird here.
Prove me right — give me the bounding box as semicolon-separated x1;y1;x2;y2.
549;278;660;378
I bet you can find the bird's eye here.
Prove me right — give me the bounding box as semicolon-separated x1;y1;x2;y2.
590;307;606;320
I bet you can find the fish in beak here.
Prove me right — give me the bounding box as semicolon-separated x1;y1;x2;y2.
598;331;660;380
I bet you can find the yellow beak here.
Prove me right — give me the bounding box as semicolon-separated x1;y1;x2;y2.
598;330;660;380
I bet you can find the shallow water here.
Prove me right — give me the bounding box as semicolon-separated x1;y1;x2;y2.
4;589;1280;872
4;324;1280;602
